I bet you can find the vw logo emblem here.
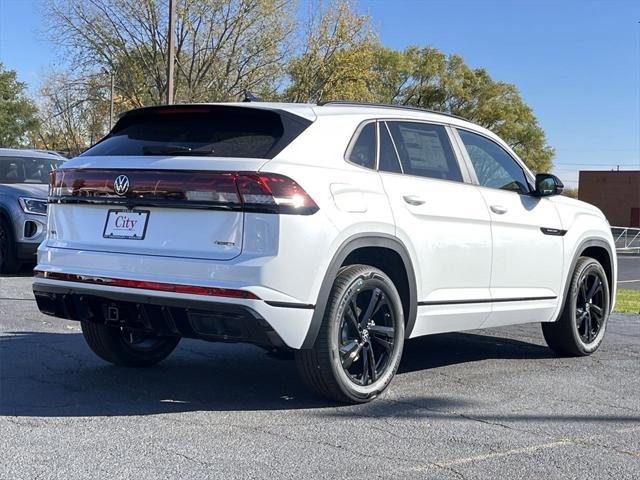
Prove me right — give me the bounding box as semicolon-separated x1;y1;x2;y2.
113;175;130;196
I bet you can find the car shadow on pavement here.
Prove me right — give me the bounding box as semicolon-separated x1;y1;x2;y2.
0;264;34;278
398;330;552;374
0;329;566;418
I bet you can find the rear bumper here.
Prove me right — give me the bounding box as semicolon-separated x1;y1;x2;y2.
33;279;314;349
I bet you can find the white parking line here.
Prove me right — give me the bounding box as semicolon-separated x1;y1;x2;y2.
618;279;640;284
436;440;573;467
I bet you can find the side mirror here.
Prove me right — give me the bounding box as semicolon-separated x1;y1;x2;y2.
534;173;564;197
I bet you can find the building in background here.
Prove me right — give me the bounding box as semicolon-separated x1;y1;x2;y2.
578;171;640;227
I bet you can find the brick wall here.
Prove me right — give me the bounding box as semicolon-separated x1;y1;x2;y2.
578;171;640;227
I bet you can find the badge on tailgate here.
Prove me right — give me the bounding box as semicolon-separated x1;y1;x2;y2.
103;209;149;240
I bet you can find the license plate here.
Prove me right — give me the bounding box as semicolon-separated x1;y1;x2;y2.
103;210;149;240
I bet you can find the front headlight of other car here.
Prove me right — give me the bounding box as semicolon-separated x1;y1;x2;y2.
19;197;48;216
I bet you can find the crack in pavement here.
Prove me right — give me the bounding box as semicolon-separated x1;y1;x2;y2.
382;397;640;467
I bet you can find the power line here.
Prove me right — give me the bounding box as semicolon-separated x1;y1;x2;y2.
555;163;640;167
552;148;639;152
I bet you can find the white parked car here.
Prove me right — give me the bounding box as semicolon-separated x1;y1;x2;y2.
33;102;616;403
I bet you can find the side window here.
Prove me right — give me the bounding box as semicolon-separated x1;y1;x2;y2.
347;122;376;169
378;123;402;173
386;121;462;182
458;130;530;194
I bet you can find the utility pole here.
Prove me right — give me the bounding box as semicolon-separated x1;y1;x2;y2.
109;70;114;129
103;67;115;129
166;0;176;105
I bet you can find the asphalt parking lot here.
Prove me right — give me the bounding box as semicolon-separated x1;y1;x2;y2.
1;273;639;480
619;255;640;291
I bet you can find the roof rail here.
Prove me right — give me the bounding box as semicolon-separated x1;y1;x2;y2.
317;100;469;121
33;149;66;157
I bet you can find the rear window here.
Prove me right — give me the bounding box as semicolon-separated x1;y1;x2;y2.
386;121;462;182
82;105;311;159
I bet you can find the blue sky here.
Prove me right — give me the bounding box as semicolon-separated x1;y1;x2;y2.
1;0;639;187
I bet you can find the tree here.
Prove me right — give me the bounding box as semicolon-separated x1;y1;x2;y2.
40;0;554;171
0;63;39;147
370;47;554;172
284;31;554;172
44;0;295;106
562;187;579;199
282;0;378;103
33;73;110;156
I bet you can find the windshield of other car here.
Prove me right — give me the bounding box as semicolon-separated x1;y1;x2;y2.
0;157;64;184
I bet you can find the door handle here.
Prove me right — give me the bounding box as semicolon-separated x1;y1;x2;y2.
403;195;425;206
490;205;508;215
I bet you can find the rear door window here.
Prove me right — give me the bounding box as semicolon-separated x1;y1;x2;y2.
82;106;311;159
378;123;402;174
386;121;462;182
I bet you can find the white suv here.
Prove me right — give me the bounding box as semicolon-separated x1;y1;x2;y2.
33;102;616;403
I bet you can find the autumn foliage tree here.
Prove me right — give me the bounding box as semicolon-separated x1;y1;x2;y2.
371;47;554;172
34;73;111;156
36;0;554;171
44;0;294;106
281;8;553;171
283;0;378;102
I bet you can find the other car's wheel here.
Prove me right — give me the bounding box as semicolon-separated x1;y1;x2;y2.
81;322;180;367
542;256;610;356
0;218;21;274
296;264;405;403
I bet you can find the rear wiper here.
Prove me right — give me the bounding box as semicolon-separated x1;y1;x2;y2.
142;145;215;156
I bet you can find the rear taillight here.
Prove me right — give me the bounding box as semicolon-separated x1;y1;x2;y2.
49;169;318;215
235;174;317;214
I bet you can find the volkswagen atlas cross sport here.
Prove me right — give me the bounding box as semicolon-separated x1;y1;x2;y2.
33;102;616;403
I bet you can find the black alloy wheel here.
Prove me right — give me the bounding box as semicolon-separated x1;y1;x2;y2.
296;264;405;403
81;322;181;367
575;269;606;344
338;285;397;386
542;256;610;356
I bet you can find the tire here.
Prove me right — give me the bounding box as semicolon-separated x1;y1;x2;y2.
296;264;405;404
542;256;610;356
81;322;180;367
0;218;21;274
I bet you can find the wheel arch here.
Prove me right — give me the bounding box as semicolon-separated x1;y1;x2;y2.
0;205;11;225
0;205;16;240
301;234;418;349
561;238;615;314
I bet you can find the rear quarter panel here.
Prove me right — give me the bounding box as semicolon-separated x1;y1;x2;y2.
260;114;399;305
